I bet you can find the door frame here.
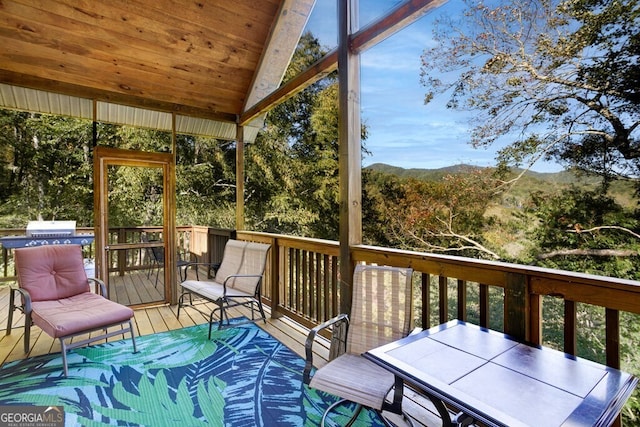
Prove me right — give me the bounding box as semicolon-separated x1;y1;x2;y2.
93;146;177;306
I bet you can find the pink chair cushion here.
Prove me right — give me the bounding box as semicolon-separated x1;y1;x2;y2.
32;292;134;338
15;245;90;301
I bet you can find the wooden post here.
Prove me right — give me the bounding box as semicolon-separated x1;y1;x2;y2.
166;114;178;304
338;0;362;315
235;125;245;231
504;272;528;342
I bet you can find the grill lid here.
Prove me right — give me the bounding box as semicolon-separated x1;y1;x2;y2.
26;221;76;238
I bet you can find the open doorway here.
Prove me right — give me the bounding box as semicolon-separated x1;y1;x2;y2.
93;146;177;307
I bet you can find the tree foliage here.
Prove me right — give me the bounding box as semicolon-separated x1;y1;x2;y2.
365;167;508;259
524;185;640;277
0;112;93;226
176;134;236;228
245;32;367;239
420;0;640;185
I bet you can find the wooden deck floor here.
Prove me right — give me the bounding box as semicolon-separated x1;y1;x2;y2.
0;272;443;426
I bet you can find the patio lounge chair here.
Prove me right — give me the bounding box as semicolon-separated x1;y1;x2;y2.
6;244;137;376
177;239;271;338
304;264;414;427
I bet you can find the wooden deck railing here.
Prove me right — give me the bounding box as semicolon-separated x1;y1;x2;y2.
2;226;640;373
213;230;640;375
0;226;197;280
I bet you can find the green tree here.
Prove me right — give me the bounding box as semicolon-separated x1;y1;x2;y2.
420;0;640;186
525;186;640;278
370;168;506;259
0;112;93;226
176;134;236;228
245;32;368;239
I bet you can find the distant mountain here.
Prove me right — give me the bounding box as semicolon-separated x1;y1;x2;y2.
365;163;636;208
365;163;592;184
365;163;484;181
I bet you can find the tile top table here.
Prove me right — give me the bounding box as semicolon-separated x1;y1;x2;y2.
364;320;637;427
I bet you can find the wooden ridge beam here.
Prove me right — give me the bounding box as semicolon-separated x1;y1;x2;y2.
240;50;337;126
351;0;447;53
241;0;445;125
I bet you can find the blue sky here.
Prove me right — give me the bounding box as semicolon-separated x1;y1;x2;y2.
303;0;563;173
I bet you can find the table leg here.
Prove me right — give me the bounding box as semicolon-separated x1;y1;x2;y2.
424;393;453;427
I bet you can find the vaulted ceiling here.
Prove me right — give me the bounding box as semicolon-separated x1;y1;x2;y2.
0;0;314;138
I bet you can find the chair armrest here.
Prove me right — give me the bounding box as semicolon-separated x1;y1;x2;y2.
178;255;200;280
11;287;32;314
222;274;262;296
88;277;108;298
181;261;220;279
303;313;349;385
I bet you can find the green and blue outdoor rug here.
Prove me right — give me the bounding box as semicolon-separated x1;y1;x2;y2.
0;320;386;426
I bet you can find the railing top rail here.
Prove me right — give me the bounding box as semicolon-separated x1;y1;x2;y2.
237;231;340;253
353;244;640;291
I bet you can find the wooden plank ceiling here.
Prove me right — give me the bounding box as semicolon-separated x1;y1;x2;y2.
0;0;312;128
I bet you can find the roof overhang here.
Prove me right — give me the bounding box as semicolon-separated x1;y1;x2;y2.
0;0;315;141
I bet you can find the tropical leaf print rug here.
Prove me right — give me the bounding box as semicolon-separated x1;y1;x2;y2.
0;320;386;427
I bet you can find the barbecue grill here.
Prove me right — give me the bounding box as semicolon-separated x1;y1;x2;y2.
0;220;94;249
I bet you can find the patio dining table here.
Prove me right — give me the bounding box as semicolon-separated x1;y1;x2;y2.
364;320;638;427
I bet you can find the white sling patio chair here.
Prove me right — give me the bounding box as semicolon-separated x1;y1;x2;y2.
177;239;271;338
303;264;415;427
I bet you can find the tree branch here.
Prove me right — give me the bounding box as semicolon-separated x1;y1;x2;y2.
537;248;638;259
567;225;640;240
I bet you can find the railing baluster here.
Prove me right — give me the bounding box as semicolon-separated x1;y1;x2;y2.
331;256;338;319
295;248;301;313
530;293;542;346
421;273;431;330
564;300;577;356
439;276;448;324
504;272;527;341
323;254;330;321
606;308;620;369
479;284;489;328
288;247;294;311
302;250;308;318
457;279;467;322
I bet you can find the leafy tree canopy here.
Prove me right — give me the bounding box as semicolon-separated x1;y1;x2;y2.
420;0;640;185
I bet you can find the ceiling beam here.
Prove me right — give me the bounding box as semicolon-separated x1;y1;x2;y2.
243;0;316;113
351;0;447;53
240;0;445;125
